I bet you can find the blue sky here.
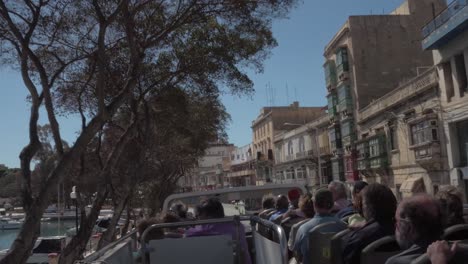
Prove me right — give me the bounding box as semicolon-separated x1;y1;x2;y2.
0;0;409;168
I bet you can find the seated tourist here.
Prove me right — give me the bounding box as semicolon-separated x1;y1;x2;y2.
170;201;189;221
385;194;444;264
436;186;465;228
347;181;368;228
161;212;184;238
329;180;353;216
258;194;276;218
269;195;289;222
186;198;252;264
341;183;397;264
288;193;315;251
293;189;346;264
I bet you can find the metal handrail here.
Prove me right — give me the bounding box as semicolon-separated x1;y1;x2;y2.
422;0;468;38
80;230;138;263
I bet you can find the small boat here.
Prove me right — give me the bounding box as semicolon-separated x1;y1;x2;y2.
0;218;22;230
0;236;67;263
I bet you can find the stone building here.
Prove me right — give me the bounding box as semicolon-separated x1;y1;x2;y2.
422;0;468;200
357;68;450;199
273;114;330;191
227;144;255;187
323;0;447;183
251;102;324;185
187;143;234;191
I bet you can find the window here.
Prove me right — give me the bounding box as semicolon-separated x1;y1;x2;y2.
356;142;368;159
288;140;294;155
296;166;306;179
286;168;295;179
369;136;386;158
332;160;343;181
410;119;438;146
324;60;337;87
341;121;353;138
389;125;398;151
454;53;467;96
336;48;349;67
299;136;305;152
456;119;468;167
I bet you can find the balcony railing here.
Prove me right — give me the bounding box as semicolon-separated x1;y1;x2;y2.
422;0;468;38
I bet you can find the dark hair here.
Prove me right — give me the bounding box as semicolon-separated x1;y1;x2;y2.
353;181;368;195
276;195;289;210
170;201;188;219
299;194;315;218
262;195;276;209
399;194;444;242
362;183;397;225
314;189;334;210
162;212;181;223
137;218;163;242
436;189;465;228
198;198;225;218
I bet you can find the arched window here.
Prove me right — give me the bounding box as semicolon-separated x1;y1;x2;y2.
299;136;305;152
288;140;293;155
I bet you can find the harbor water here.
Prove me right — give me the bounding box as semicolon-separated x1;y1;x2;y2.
0;220;75;250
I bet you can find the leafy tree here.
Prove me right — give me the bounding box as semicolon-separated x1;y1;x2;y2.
0;1;298;263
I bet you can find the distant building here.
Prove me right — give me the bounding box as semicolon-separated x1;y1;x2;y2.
251;101;324;185
187;143;234;191
422;0;468;200
227;144;255;187
273;114;329;191
323;0;447;183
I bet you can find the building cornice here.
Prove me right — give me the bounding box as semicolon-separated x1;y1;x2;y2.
358;68;438;123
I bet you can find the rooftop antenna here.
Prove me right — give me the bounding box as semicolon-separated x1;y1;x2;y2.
286;83;290;105
270;84;276;106
294;86;298;102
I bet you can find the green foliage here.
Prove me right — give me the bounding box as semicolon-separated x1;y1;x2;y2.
0;165;20;198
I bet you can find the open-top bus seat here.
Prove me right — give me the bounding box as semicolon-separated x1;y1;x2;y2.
360;236;401;264
330;228;351;264
410;241;468;264
251;216;288;264
443;224;468;241
141;216;244;264
308;221;346;264
148;235;236;264
259;209;276;219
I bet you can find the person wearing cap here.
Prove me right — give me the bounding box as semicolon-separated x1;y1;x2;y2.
279;189;305;221
293;189;346;264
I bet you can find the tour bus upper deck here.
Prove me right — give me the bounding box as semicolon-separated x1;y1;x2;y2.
82;184;306;264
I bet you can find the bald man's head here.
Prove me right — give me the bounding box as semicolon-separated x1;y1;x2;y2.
395;194;443;249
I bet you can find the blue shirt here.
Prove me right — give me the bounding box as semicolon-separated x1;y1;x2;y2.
269;209;288;222
293;214;344;264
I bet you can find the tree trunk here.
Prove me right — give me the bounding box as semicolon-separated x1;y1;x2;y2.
97;194;129;250
121;207;132;235
58;187;109;264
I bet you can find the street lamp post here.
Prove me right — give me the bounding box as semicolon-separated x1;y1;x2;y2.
70;186;78;233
